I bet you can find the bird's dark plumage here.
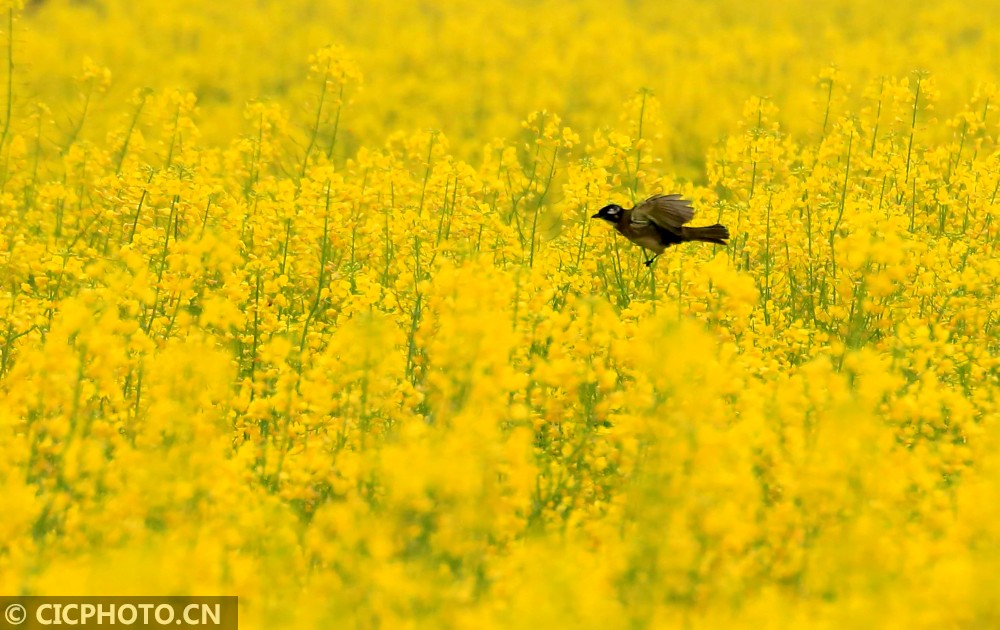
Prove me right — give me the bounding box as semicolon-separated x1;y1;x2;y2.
591;194;729;266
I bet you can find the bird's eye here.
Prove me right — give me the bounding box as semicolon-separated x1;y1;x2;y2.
607;206;619;215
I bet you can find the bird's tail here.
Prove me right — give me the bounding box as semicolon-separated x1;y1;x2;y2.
682;223;729;245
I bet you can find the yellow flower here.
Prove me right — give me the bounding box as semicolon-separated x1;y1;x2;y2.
0;0;998;626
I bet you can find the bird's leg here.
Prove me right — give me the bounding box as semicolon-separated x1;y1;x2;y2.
643;254;659;267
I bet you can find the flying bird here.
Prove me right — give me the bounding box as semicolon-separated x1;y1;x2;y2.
591;194;729;266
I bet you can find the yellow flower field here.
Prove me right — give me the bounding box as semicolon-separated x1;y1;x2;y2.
1;0;999;627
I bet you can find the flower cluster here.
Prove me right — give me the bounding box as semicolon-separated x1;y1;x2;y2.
0;1;998;628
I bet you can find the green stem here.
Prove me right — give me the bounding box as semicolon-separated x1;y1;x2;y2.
299;182;332;357
869;77;884;157
821;76;834;140
301;61;330;178
67;82;93;148
905;74;922;183
115;91;148;174
325;79;344;160
528;147;558;267
418;131;437;217
830;129;854;306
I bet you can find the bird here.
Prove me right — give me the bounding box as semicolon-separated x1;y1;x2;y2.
591;194;729;266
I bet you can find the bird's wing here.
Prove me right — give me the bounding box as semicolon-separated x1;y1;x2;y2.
630;194;695;233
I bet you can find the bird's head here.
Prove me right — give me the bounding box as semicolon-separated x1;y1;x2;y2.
591;204;624;223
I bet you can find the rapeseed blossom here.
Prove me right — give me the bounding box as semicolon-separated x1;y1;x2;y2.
0;0;998;627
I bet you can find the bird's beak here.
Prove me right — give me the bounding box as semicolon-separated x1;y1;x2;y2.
590;212;601;219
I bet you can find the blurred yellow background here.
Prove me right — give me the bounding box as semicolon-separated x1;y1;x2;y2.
1;0;998;628
19;0;1000;168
